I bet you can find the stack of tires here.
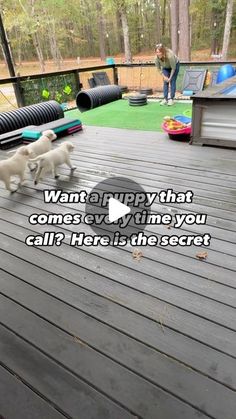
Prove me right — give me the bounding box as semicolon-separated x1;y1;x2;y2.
76;85;122;112
0;100;64;135
128;94;147;106
139;88;153;95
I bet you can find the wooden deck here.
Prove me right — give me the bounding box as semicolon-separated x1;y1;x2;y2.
0;125;236;419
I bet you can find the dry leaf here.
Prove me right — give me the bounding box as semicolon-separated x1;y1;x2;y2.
196;251;208;260
132;249;143;261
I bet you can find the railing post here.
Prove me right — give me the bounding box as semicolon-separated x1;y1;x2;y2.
74;70;82;93
15;75;25;107
0;12;24;108
113;65;119;85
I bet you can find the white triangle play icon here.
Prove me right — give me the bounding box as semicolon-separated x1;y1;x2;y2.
108;198;131;223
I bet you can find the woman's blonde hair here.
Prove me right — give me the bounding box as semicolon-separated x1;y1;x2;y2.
155;43;167;60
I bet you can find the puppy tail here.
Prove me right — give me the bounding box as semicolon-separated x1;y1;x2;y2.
29;156;42;163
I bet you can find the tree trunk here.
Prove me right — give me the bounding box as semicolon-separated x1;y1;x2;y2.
116;10;123;52
162;0;167;36
134;2;141;53
96;0;106;60
30;0;45;72
119;7;132;63
32;33;45;73
222;0;234;60
51;19;62;70
154;0;161;44
170;0;179;54
178;0;190;61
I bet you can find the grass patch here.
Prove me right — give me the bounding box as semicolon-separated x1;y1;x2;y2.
66;99;192;132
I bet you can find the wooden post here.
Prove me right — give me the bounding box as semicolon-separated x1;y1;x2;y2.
0;12;24;107
113;65;119;85
74;70;82;93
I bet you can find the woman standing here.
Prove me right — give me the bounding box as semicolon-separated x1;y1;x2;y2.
155;44;180;106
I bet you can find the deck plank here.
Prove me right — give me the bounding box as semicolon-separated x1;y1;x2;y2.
0;365;67;419
0;125;236;419
0;324;135;419
0;297;211;419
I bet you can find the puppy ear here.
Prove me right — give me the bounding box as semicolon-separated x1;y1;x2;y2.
17;146;27;154
21;147;30;156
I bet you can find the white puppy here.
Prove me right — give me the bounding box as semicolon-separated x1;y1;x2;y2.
30;141;76;185
8;129;57;171
0;147;30;192
26;129;57;158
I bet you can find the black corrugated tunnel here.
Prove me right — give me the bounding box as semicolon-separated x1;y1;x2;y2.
0;100;64;135
76;85;122;112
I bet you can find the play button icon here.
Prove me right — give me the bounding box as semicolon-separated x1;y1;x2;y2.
85;176;151;243
108;198;131;223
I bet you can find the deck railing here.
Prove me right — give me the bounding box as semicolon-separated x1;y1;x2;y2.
0;61;235;112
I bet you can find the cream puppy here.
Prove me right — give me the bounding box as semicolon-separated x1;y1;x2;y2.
26;129;57;170
26;129;57;157
30;141;76;185
0;147;30;192
8;129;57;170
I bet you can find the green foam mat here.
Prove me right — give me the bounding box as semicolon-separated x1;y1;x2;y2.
22;118;82;140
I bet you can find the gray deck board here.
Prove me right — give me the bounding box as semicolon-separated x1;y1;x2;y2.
0;324;134;419
0;365;67;419
1;224;236;359
0;125;236;419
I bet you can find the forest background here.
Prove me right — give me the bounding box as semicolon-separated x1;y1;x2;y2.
0;0;235;78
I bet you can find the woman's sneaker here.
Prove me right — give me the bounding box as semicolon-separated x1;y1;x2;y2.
160;99;168;105
168;99;174;106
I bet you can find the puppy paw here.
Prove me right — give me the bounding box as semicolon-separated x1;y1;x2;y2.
34;180;38;185
55;175;60;179
71;166;77;171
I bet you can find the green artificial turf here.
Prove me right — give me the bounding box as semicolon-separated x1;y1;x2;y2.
65;99;192;132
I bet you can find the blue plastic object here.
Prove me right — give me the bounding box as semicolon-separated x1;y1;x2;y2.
182;90;194;96
106;57;115;65
216;64;235;84
174;115;192;124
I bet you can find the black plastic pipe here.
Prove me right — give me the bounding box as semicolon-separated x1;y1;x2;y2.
76;85;122;112
0;100;64;134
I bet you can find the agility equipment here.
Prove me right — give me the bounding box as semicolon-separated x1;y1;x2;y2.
0;101;63;135
22;118;82;141
182;69;207;94
90;71;128;93
129;94;147;106
216;64;235;84
139;88;153;95
0;126;36;149
76;85;122;112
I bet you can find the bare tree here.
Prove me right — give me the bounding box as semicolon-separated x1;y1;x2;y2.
96;0;106;60
118;1;132;63
154;0;161;43
162;0;167;36
115;10;123;52
222;0;234;60
178;0;190;60
170;0;179;54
